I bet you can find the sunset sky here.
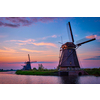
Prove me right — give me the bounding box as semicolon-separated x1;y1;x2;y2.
0;17;100;69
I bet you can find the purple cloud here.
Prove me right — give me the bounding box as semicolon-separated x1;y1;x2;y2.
4;23;20;27
0;21;20;27
0;17;68;28
39;17;57;23
84;56;100;60
5;17;32;26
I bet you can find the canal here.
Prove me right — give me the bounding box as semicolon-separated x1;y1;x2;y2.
0;71;100;84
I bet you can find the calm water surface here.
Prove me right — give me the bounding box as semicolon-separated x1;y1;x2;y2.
0;71;100;84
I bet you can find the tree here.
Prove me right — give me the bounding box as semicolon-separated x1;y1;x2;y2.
38;64;44;70
33;67;37;70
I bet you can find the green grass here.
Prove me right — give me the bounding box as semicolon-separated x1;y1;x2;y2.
16;70;58;76
15;68;100;76
84;68;100;76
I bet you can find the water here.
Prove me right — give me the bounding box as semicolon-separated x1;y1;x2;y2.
0;71;100;84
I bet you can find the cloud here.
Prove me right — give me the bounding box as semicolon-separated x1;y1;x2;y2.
5;38;57;48
0;47;16;53
86;35;96;39
5;17;32;26
85;35;100;42
32;42;57;47
4;23;20;27
21;48;44;53
5;39;57;47
0;17;69;28
42;35;57;40
5;39;35;45
0;21;20;28
52;35;57;38
84;56;100;60
38;17;57;23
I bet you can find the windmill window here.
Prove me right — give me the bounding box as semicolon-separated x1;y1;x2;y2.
69;50;71;52
70;61;72;65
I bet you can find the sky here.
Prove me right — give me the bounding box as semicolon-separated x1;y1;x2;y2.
0;17;100;69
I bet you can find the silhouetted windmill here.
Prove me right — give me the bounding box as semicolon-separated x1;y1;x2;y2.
58;22;96;71
22;54;37;70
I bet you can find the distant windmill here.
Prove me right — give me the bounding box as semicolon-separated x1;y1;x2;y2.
22;54;37;70
58;22;96;71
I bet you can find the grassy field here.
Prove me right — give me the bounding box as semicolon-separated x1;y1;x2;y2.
16;69;58;76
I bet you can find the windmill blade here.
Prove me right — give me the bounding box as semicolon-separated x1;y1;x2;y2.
28;54;30;62
61;36;63;44
76;37;96;46
30;61;37;63
68;22;74;42
58;42;63;44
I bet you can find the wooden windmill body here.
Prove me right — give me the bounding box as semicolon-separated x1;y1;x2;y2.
59;22;96;71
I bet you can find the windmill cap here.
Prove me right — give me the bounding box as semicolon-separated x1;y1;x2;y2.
62;42;76;48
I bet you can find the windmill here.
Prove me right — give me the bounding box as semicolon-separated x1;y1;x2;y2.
22;54;37;70
58;22;96;71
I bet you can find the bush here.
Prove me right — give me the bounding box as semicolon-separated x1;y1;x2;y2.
33;67;37;70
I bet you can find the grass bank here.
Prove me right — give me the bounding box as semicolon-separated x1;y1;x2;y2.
16;70;58;76
15;68;100;76
84;68;100;76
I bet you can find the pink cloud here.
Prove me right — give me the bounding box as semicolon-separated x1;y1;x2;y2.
21;48;44;53
42;35;57;40
85;34;100;42
5;39;35;45
86;35;96;39
0;47;16;53
5;39;57;47
52;35;57;38
32;42;57;47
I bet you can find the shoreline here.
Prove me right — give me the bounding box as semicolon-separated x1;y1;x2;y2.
15;68;100;76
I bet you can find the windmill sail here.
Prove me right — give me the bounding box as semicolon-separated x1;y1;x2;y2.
31;61;37;63
58;22;96;71
68;22;74;42
28;54;30;62
76;35;96;46
22;54;32;70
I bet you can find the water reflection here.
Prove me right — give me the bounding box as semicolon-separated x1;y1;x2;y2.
0;71;16;74
0;71;100;84
78;75;100;84
60;76;79;84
